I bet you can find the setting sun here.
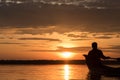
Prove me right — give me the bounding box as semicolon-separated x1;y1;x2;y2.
61;52;73;58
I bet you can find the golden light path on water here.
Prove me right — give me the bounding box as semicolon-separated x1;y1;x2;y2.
64;65;70;80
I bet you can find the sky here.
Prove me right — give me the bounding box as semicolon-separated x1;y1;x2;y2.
0;0;120;60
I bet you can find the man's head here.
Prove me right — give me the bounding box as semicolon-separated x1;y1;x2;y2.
92;42;98;49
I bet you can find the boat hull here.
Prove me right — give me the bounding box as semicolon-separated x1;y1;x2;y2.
83;55;120;77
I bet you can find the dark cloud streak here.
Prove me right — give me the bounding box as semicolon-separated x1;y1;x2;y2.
0;42;24;44
71;39;91;41
18;38;61;41
29;46;91;52
94;36;113;39
107;45;120;50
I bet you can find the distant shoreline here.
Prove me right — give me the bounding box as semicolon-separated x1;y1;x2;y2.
0;60;119;65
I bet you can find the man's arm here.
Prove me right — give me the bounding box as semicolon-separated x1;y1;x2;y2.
99;50;111;59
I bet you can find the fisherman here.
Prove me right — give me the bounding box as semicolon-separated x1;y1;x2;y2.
87;42;110;67
84;42;120;76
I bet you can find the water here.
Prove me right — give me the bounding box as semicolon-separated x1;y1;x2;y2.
0;64;119;80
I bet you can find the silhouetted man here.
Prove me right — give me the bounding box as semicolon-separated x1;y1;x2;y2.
88;42;110;67
86;42;120;74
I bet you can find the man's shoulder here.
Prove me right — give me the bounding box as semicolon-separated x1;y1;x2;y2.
89;49;102;52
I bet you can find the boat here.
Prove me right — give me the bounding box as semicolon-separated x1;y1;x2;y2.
83;55;120;77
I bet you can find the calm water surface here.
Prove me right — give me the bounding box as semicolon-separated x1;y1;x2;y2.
0;64;119;80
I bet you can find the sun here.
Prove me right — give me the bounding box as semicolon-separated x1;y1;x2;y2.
61;52;73;58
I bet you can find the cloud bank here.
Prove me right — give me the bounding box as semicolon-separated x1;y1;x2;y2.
0;3;120;34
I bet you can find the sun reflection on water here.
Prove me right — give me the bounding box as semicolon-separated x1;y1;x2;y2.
64;65;70;80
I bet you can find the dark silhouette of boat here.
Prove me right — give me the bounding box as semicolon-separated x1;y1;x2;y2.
83;55;120;77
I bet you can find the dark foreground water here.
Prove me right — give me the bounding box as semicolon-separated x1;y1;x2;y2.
0;64;119;80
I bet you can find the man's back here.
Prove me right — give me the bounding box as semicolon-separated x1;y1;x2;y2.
88;49;103;60
88;49;103;67
87;42;110;67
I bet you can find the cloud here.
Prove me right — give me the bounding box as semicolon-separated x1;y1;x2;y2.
67;33;91;41
14;26;56;35
67;33;88;38
0;42;23;44
94;36;113;39
107;45;120;50
67;32;116;40
102;49;120;53
67;34;81;38
91;33;117;39
71;38;91;41
116;35;120;38
57;46;91;52
18;37;61;42
29;46;91;52
0;4;120;33
30;50;62;52
101;45;120;53
0;37;4;39
102;33;116;36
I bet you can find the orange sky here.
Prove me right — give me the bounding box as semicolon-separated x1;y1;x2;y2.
0;28;120;60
